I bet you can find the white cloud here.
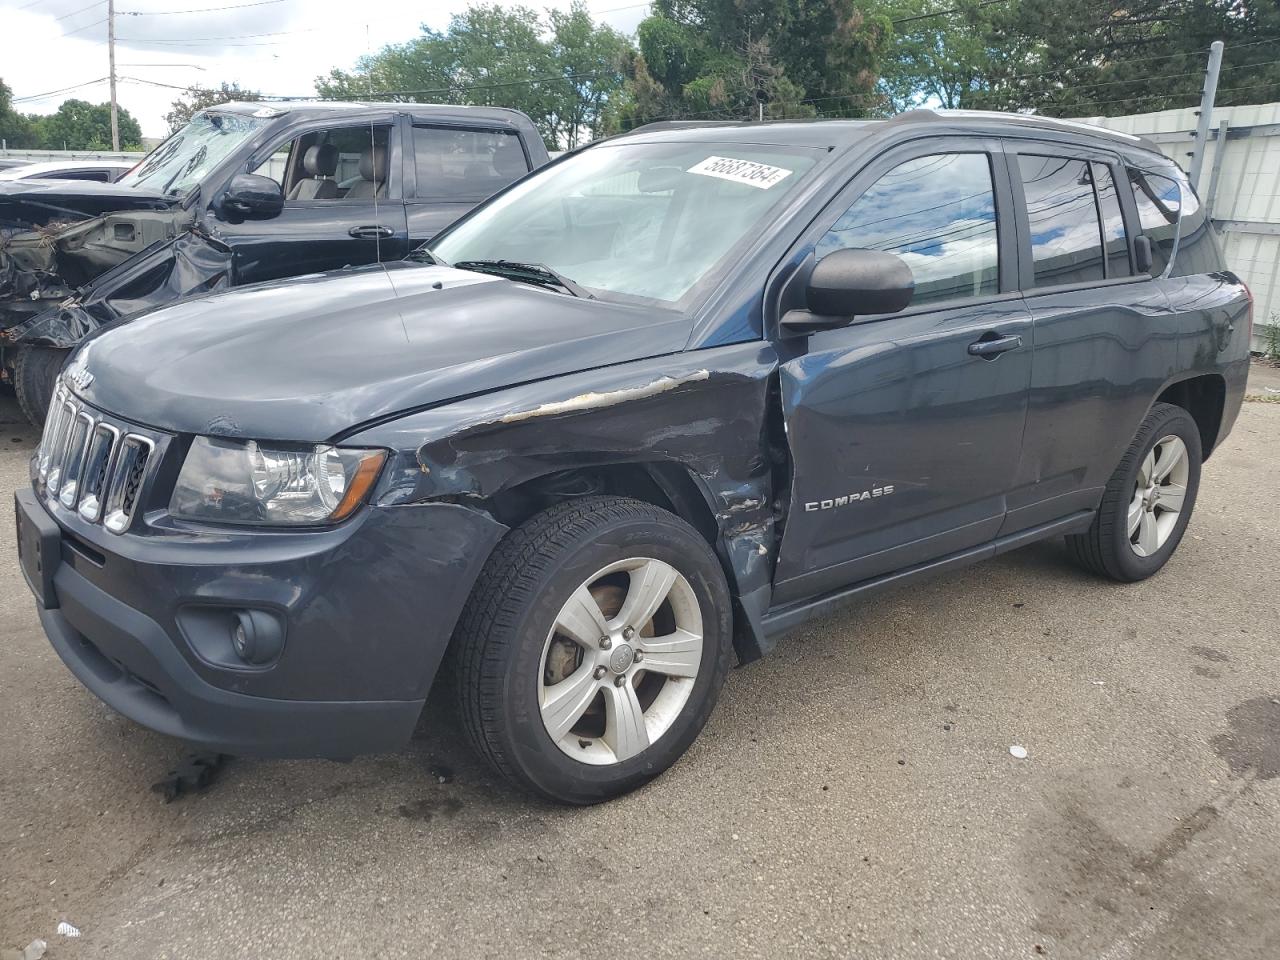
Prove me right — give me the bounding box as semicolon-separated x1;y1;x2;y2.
1;0;649;139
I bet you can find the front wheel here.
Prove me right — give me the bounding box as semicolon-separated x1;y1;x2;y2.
452;496;732;804
1066;402;1202;582
12;345;70;427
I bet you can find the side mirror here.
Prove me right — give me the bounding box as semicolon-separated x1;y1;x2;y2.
1134;235;1153;274
214;173;284;223
780;248;915;335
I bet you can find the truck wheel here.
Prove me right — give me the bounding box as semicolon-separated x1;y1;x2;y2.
13;345;70;427
1066;402;1202;582
452;495;732;804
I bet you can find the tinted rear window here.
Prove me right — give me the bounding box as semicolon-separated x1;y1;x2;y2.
1018;155;1105;287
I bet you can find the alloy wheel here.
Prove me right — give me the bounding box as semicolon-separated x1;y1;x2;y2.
1128;434;1190;557
539;557;704;766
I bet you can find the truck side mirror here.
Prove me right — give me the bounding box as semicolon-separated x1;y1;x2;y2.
780;248;915;335
214;173;285;224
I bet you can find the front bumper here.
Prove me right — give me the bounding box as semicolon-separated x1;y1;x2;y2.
16;487;506;759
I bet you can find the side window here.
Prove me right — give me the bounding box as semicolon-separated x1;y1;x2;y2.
253;124;394;202
1127;168;1178;276
817;153;999;306
53;170;110;182
412;126;529;200
1092;162;1131;277
1017;155;1105;287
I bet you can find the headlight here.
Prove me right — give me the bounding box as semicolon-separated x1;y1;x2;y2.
170;436;387;525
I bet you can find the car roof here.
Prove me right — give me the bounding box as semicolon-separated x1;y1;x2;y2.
0;158;135;179
209;100;535;126
618;109;1164;159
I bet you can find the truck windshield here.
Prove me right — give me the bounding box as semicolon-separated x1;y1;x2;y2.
117;111;268;196
424;140;821;305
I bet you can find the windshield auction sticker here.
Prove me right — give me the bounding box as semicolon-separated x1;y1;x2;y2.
687;155;793;189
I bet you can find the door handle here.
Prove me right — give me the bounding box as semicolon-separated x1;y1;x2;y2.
967;333;1022;359
349;225;394;240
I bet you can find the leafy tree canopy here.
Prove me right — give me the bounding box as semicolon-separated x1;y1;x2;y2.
316;2;630;149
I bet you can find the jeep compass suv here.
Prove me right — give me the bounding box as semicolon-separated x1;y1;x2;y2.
16;110;1251;804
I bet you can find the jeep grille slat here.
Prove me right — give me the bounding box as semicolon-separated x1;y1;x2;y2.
35;382;161;535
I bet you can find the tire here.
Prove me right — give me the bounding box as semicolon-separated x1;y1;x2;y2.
1066;402;1202;582
13;345;70;427
452;495;732;804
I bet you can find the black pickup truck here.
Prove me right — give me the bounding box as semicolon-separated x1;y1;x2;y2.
0;101;549;423
16;110;1250;804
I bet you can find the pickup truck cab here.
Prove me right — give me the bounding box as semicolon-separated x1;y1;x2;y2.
1;101;549;423
16;111;1251;804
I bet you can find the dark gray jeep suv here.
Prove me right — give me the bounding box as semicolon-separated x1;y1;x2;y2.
15;111;1251;804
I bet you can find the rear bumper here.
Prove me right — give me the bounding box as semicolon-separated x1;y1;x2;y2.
17;487;506;759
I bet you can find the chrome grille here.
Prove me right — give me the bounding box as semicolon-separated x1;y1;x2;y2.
35;385;159;535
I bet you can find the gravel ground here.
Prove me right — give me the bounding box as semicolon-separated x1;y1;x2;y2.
1;392;1278;960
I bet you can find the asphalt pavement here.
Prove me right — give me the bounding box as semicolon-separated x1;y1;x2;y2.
2;385;1278;960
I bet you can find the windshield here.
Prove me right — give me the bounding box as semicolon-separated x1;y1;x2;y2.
426;140;821;305
117;111;268;196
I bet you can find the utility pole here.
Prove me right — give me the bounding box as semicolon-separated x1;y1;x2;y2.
1188;39;1224;191
107;0;120;150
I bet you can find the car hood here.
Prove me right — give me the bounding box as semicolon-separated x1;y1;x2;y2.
71;261;694;441
0;178;177;229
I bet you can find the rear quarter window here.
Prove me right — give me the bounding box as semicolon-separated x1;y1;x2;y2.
1128;168;1179;276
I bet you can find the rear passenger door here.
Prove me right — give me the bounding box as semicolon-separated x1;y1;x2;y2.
772;140;1034;604
1001;143;1176;534
405;122;532;247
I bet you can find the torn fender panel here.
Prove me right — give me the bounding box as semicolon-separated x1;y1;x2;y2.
346;344;783;659
7;228;231;347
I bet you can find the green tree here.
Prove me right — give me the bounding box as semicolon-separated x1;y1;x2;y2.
882;0;1280;118
614;0;892;130
0;78;40;149
31;99;142;150
316;2;627;150
163;82;262;135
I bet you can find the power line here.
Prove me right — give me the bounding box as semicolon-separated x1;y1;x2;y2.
892;0;1012;26
55;0;106;20
61;16;106;36
118;0;286;14
117;27;321;42
12;77;109;103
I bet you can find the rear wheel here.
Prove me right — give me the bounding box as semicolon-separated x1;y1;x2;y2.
13;345;70;427
1066;402;1202;582
452;496;732;804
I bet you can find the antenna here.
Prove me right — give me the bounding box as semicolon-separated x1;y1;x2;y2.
365;23;382;265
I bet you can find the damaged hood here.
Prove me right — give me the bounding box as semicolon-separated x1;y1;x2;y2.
0;178;176;230
70;261;694;441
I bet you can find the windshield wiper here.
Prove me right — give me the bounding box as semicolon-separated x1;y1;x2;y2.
453;259;593;299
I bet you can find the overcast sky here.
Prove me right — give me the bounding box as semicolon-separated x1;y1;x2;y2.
1;0;650;140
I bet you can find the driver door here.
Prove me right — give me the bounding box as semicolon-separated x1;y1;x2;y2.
771;139;1033;604
218;118;409;285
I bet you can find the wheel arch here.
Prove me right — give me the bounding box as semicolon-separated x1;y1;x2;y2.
353;347;783;664
1155;373;1226;460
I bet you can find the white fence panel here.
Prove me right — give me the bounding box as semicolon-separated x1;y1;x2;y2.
1080;102;1280;352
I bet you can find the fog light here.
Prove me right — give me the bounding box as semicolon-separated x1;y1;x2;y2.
230;609;284;665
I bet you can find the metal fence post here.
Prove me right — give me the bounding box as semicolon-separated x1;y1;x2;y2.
1189;40;1225;191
